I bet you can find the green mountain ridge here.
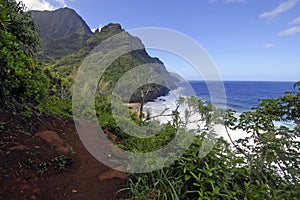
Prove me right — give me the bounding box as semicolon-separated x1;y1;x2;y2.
31;8;177;102
31;8;93;63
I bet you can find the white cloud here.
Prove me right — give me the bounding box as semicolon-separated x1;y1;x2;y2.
17;0;55;10
289;16;300;24
278;26;300;36
18;0;69;11
91;26;102;33
55;0;67;7
259;0;300;21
262;43;276;48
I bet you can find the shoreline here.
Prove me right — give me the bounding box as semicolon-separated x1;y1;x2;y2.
143;87;297;143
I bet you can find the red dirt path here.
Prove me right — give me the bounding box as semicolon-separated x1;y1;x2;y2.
0;110;127;200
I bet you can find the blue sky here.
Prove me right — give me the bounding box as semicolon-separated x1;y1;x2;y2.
21;0;300;81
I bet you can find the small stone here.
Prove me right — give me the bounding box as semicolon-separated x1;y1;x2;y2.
9;145;26;151
33;188;41;194
20;184;31;190
36;131;69;153
56;146;69;153
32;176;39;183
72;189;78;193
36;131;63;147
30;195;37;200
98;169;127;181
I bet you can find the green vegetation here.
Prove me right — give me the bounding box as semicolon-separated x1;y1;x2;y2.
32;19;176;115
52;154;73;172
25;154;72;174
31;7;92;62
0;0;73;118
1;1;299;198
119;83;300;199
0;0;49;108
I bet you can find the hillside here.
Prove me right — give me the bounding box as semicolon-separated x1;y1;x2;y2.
31;8;177;102
0;107;126;199
2;1;300;199
31;8;93;63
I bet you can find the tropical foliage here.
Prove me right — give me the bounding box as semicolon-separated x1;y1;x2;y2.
1;1;299;198
0;0;48;107
120;83;300;199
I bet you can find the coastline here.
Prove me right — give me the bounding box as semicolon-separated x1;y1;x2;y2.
143;82;297;144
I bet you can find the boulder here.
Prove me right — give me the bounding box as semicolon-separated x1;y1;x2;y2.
36;131;69;153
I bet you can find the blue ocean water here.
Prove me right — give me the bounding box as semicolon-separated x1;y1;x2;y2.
180;81;295;113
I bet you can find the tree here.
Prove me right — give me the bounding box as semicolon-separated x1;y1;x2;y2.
224;81;300;198
0;0;48;106
122;82;300;199
134;68;159;122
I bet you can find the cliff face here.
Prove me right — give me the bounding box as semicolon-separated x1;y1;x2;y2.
31;8;92;40
31;8;92;62
32;8;176;102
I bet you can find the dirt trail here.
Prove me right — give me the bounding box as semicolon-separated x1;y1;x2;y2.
0;111;127;200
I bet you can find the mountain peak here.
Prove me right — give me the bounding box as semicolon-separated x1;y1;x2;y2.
100;23;124;35
31;7;93;62
31;7;92;40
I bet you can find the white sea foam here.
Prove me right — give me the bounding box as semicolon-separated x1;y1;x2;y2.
144;88;249;143
144;87;190;124
144;87;299;180
144;88;299;145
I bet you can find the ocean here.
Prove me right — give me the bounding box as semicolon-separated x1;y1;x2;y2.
179;81;295;113
143;81;297;140
144;81;296;124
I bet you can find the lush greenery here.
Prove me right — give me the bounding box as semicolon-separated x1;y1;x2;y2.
0;1;174;115
0;0;49;107
119;83;300;199
1;1;299;199
31;7;92;63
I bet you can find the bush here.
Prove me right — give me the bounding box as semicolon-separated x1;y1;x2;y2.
120;85;300;199
0;0;49;107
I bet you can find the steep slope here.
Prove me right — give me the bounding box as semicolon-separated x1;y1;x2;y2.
31;8;93;62
0;107;126;199
32;8;177;102
51;23;125;76
52;23;176;102
168;71;185;82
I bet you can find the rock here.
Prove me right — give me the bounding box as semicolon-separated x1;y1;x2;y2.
20;184;32;191
56;146;70;154
72;189;78;193
36;131;69;153
32;176;39;183
36;131;63;146
33;188;41;194
9;145;26;151
97;169;127;181
29;195;37;200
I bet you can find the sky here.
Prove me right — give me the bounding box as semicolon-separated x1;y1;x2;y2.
19;0;300;81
